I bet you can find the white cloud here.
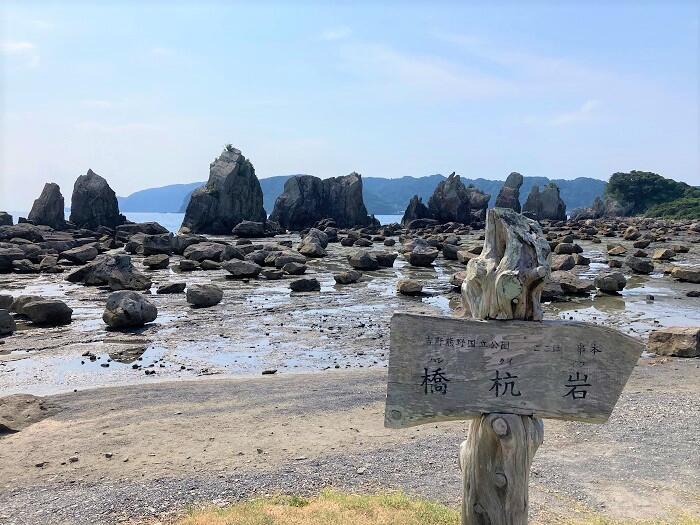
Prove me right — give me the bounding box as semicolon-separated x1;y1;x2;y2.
320;27;352;41
339;43;514;100
1;40;40;68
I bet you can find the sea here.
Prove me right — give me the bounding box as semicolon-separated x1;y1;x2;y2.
8;211;404;233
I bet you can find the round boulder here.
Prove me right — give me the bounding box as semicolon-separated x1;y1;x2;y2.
290;277;321;292
23;300;72;326
594;272;627;294
397;279;423;296
0;309;16;335
186;284;224;307
103;291;157;328
223;259;262;278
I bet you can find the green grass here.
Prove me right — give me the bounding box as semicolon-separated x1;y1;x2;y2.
645;197;700;219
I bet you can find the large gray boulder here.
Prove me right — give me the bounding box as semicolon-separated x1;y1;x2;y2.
401;195;432;226
69;169;125;230
494;172;523;212
522;183;566;221
270;173;375;230
181;146;266;234
28;183;66;229
427;173;490;225
0;212;12;226
186;283;223;307
23;299;72;326
103;291;157;328
66;254;151;290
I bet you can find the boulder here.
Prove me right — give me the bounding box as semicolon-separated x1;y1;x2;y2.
608;245;627;256
427;172;490;224
334;270;362;284
0;223;45;243
651;248;675;261
374;252;398;268
60;244;98;264
9;295;44;315
273;252;307;269
549;271;594;295
647;327;699;357
39;255;63;273
141;233;173;256
181;146;266;234
594;272;627;294
23;300;72;326
282;262;306;275
232;221;266;238
178;260;199;272
0;295;13;310
200;259;221;270
143;254;170;270
297;234;327;257
0;212;12;226
397;279;423;296
347;250;379;271
261;268;284;280
450;271;467;289
103;291;157;328
401;195;432;226
69;169;125;229
289;277;321;292
186;284;223;307
494;172;523;212
115;222;169;238
522;183;566;221
12;259;40;273
66;254;151;290
442;244;460;260
270;173;375;230
670;266;700;284
551;254;575;272
184;242;242;262
405;246;439;267
553;243;582;255
156;282;186;294
223;260;262;278
0;309;15;335
625;256;654;275
27;183;66;229
172;234;206;255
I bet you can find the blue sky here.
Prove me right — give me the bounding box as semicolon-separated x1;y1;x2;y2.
1;1;698;210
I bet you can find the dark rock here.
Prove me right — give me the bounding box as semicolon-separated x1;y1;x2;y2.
494;172;523;212
282;262;306;275
103;291;157;328
171;234;206;255
0;295;13;310
10;295;45;315
551;254;575;272
450;271;467;289
353;238;372;248
270;173;375;230
522;183;566;221
334;270;362;284
553;243;582;255
156;282;186;294
23;300;72;326
12;259;40;273
232;221;265;238
401;195;432;226
181;146;266;234
69;169;125;229
0;224;45;243
0;212;12;226
143;254;170;270
261;268;284;280
427;173;490;224
374;252;398;268
594;272;627;294
200;259;221;270
115;222;169;238
0;309;15;335
40;255;63;273
141;233;173;256
383;238;396;247
406;218;439;230
273;252;307;269
549;271;594;295
297;229;327;257
60;244;98;264
184;242;242;262
289;277;321;292
178;260;200;272
651;248;675;261
671;266;700;283
625;256;654;274
405;246;439;267
186;284;223;307
223;260;262;278
28;183;66;229
66;254;151;290
442;244;460;260
347;250;379;271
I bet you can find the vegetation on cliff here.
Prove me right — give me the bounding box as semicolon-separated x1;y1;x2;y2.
606;171;700;217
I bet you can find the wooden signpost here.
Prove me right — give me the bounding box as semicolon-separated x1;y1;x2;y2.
385;208;644;525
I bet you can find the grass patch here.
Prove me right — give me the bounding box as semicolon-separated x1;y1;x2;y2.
171;489;700;525
175;488;458;525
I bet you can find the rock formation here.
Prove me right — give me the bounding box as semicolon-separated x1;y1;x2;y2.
270;173;375;230
69;170;125;230
427;173;490;224
494;172;523;212
522;183;566;221
181;146;266;234
28;183;66;229
570;196;633;221
0;212;13;226
401;195;432;226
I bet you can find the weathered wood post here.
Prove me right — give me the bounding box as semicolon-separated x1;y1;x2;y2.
459;208;550;524
385;207;643;525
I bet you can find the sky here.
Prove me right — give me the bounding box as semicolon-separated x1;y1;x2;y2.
1;1;699;210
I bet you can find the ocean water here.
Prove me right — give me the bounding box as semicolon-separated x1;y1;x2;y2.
8;211;403;234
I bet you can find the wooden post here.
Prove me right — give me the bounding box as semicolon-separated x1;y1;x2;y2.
460;208;551;524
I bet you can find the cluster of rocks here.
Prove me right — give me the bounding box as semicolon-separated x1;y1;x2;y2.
402;173;490;228
522;182;567;221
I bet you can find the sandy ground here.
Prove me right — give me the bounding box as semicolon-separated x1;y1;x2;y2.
1;358;698;525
